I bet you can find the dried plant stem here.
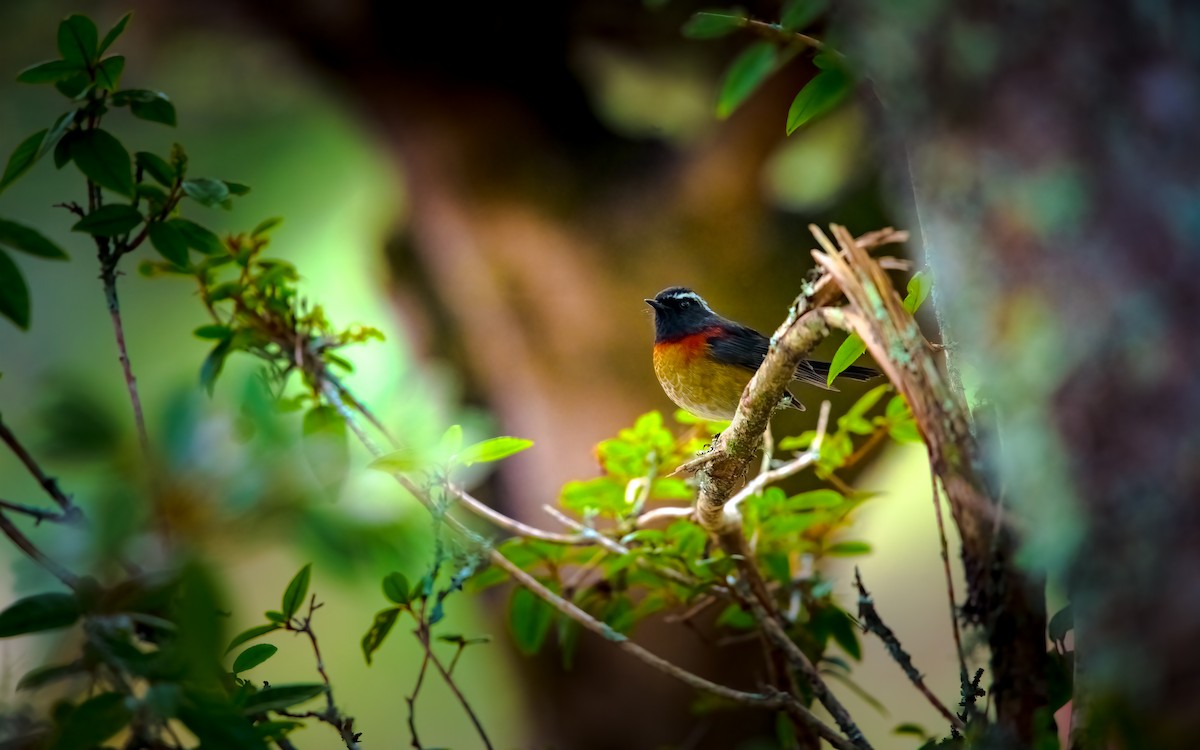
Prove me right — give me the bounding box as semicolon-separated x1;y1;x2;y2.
931;476;969;696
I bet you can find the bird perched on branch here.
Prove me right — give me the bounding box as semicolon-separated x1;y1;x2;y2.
645;287;877;420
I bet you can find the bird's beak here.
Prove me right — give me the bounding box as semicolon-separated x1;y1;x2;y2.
644;299;661;310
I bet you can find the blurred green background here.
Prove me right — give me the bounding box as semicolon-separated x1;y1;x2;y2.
0;1;971;747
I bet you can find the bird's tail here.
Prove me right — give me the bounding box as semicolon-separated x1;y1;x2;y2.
795;360;881;391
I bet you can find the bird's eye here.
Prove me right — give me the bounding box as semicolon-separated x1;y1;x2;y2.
680;300;690;309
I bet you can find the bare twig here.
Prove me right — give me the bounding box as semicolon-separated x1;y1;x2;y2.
99;262;150;459
853;568;964;730
931;476;969;698
634;505;693;527
288;595;360;750
724;401;831;525
0;499;71;524
406;648;431;749
450;484;591;546
0;416;77;514
414;624;494;750
0;512;79;590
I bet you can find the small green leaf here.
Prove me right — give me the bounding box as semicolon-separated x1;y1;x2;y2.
786;68;851;135
136;151;176;186
52;692;131;749
225;181;250;196
252;217;282;236
37;112;76;161
382;572;411;605
170;218;223;254
95;55;125;91
281;563;312;621
231;643;277;675
789;489;844;509
717;42;778;118
17;661;85;691
194;324;231;340
1048;604;1073;644
440;424;463;456
0;591;80;636
1;129;48;192
894;723;929;738
242;683;326;714
53;132;76;169
58;14;99;66
72;204;143;237
225;623;280;653
199;338;231;394
509;587;553;656
903;270;931;314
99;12;133;55
0;219;67;259
148;221;189;266
781;0;829;30
70;129;133;196
55;72;92;99
182;178;230;207
682;9;745;39
130;92;176;126
456;436;534;466
16;60;84;84
361;607;400;665
367;447;429;474
826;540;871;556
826;333;867;385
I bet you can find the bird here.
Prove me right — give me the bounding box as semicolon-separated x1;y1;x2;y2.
645;286;878;420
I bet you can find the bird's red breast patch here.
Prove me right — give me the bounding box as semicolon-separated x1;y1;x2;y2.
653;327;721;361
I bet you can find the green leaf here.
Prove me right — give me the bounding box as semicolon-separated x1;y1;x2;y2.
789;489;844;509
148;221;189;266
824;608;862;659
716;42;778;119
826;333;867;385
383;572;411;605
781;0;829;30
225;623;280;653
53;131;76;169
183;178;230;207
252;217;282;236
903;270;931;314
70;129;133;196
241;683;326;714
99;12;133;55
786;68;851;135
440;424;463;456
232;643;277;675
170;218;223;254
16;60;84;84
199;338;232;394
136;151;176;186
0;592;80;636
367;447;430;475
58;14;99;66
456;436;534;466
509;587;553;656
682;9;745;39
894;723;929;738
72;204;143;237
826;540;871;556
51;692;131;750
0;250;31;330
361;607;400;665
17;661;85;691
225;181;251;196
281;563;312;621
0;219;67;259
1;129;48;192
302;405;348;496
55;73;92;99
37;112;76;161
130;92;176;126
95;55;125;91
193;324;231;340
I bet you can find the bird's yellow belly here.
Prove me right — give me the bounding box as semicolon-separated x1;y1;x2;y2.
653;344;752;421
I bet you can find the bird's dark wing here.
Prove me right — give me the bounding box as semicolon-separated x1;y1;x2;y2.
706;323;770;371
709;321;879;391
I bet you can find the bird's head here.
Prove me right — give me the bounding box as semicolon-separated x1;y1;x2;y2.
645;287;719;341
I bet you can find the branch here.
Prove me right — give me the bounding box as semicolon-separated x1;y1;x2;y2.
99;261;150;458
0;511;79;590
288;595;360;750
0;416;78;515
853;568;964;731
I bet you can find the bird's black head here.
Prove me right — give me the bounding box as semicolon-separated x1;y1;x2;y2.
645;287;719;342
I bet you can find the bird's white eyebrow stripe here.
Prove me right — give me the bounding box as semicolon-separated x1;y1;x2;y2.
662;290;712;311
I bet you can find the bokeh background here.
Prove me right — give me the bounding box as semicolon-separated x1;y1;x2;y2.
0;1;979;747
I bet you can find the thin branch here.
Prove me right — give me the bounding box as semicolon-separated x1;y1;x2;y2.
406;647;431;749
289;595;360;750
0;416;77;514
0;511;79;590
724;401;831;524
930;476;968;693
449;484;591;546
100;262;150;458
0;498;71;524
634;505;693;527
853;568;965;730
414;625;494;750
741;18;829;53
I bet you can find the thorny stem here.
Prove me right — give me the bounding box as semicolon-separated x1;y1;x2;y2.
0;511;79;590
100;260;151;459
0;416;77;515
854;568;964;730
